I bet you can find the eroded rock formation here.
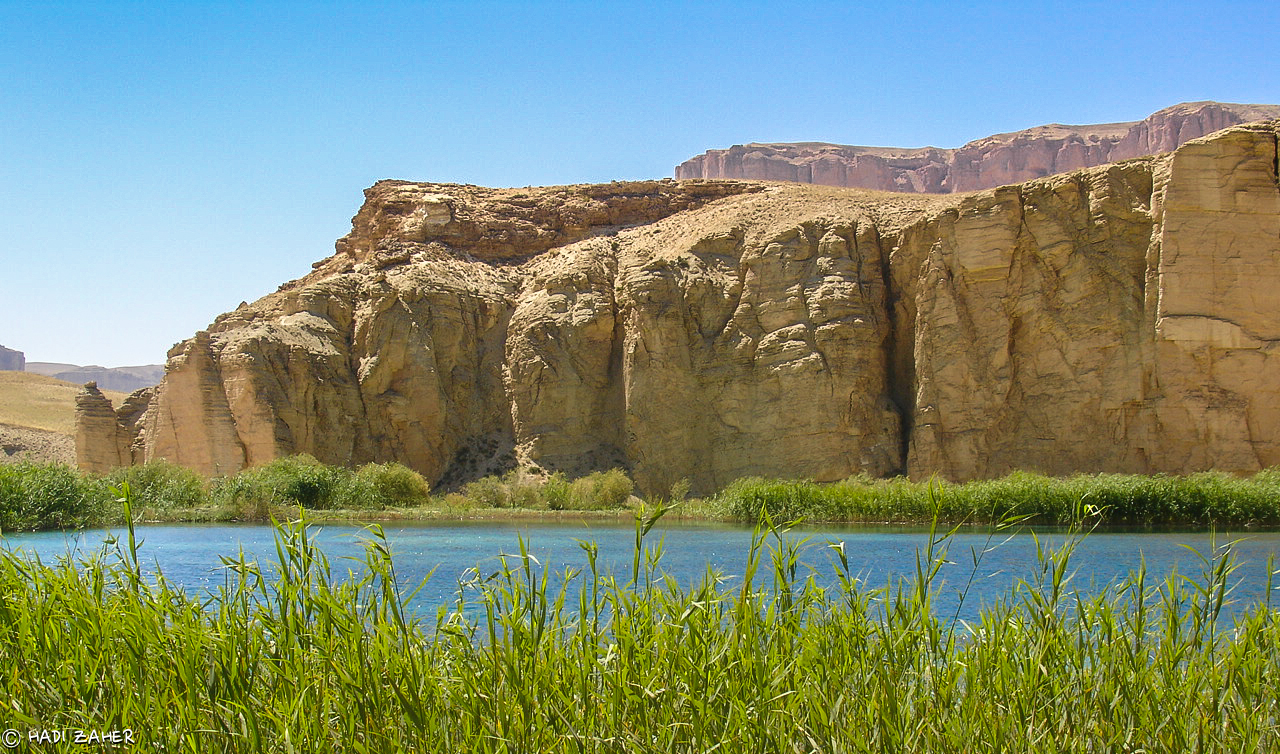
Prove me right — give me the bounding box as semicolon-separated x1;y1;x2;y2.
75;382;152;473
675;102;1280;194
79;123;1280;493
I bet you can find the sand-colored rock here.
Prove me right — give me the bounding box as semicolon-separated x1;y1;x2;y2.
75;382;154;473
676;102;1280;194
75;383;126;472
81;123;1280;493
1147;124;1280;472
887;165;1161;478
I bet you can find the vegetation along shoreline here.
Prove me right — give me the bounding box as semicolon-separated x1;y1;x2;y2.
4;455;1280;533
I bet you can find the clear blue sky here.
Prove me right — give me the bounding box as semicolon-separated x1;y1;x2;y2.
2;0;1277;367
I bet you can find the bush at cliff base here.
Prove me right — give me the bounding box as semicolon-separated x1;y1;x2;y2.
345;462;432;509
104;460;207;515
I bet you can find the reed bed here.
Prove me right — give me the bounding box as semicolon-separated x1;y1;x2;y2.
719;469;1280;526
1;488;1278;752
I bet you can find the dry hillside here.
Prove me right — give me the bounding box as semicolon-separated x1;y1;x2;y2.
0;372;126;465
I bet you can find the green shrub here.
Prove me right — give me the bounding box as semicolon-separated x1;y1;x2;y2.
719;477;829;521
0;461;109;531
569;468;634;510
461;475;509;509
454;468;636;511
211;455;347;519
329;475;380;511
502;469;543;509
268;456;345;509
213;458;431;514
210;474;274;521
104;460;207;514
543;472;571;511
440;492;473;511
350;462;431;509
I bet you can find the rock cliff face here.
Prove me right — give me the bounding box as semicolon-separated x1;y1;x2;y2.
675;102;1280;194
79;123;1280;494
0;345;24;372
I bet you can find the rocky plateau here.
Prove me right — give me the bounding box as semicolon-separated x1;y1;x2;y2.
79;122;1280;496
676;102;1280;193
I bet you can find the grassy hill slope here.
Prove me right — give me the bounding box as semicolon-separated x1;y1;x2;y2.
0;372;128;435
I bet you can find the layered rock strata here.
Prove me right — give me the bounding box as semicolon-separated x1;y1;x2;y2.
75;382;153;472
80;124;1280;495
676;102;1280;194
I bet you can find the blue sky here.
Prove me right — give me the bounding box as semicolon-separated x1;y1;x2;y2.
2;1;1278;367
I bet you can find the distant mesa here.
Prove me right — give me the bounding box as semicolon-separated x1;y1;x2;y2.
0;345;24;372
675;101;1280;193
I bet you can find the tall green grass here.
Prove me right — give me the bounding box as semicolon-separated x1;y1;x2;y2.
0;460;109;531
719;469;1280;526
0;489;1278;751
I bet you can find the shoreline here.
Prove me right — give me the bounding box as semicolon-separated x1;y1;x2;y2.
9;504;1280;537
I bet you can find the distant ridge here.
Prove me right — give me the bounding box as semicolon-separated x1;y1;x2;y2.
675;101;1280;193
26;362;164;393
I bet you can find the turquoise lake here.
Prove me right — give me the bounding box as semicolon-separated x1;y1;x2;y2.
4;521;1279;622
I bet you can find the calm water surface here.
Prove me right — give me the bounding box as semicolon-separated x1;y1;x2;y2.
4;521;1279;620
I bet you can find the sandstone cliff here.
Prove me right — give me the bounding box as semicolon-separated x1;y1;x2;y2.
79;123;1280;495
675;102;1280;194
